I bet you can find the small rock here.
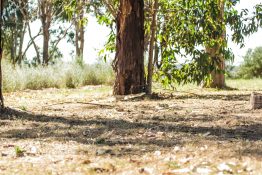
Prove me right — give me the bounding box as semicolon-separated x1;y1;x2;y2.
31;146;38;154
217;163;232;172
96;149;113;156
139;167;155;174
170;168;191;173
154;151;161;156
196;167;212;174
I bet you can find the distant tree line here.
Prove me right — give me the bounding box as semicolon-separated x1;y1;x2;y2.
227;46;262;79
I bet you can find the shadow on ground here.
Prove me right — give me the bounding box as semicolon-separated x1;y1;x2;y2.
114;92;251;102
171;93;251;101
1;105;262;158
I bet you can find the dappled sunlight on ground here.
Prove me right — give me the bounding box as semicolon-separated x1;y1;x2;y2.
0;86;262;174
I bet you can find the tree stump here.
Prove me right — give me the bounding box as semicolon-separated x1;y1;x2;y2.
250;92;262;109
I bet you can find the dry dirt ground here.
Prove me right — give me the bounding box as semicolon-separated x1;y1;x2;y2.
0;86;262;175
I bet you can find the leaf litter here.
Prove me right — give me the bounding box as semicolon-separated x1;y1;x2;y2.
0;86;262;174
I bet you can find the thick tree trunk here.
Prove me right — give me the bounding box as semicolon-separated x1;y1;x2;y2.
113;0;145;95
210;58;225;88
210;0;226;88
147;0;158;94
205;46;225;88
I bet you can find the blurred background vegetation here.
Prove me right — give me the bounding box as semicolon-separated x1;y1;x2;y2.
2;60;114;93
226;46;262;79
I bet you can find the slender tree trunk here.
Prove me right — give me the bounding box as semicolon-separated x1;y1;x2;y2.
0;0;4;109
39;0;52;66
79;26;84;58
113;0;145;95
147;0;158;94
10;30;15;65
14;24;18;63
17;24;27;65
209;0;226;88
75;22;84;60
158;17;167;69
153;42;159;68
27;22;41;64
42;24;50;65
75;0;85;61
75;21;80;57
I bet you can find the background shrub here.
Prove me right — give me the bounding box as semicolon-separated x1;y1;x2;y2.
2;60;114;92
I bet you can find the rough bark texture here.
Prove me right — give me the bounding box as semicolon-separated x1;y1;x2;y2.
113;0;145;95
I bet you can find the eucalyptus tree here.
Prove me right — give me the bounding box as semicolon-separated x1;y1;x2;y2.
2;0;30;65
96;0;156;95
74;0;87;61
84;0;146;95
37;0;73;65
38;0;53;65
205;0;226;88
74;0;262;93
63;0;91;63
113;0;145;95
155;0;262;88
147;0;158;94
0;0;4;109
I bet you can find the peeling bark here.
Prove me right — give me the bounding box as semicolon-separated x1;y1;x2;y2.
113;0;145;95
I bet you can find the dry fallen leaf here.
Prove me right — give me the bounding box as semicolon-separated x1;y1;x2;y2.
81;159;91;164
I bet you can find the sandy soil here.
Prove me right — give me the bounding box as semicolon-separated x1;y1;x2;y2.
0;86;262;175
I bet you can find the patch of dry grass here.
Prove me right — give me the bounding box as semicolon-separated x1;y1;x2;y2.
2;61;114;92
0;86;262;174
